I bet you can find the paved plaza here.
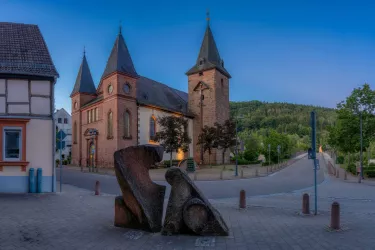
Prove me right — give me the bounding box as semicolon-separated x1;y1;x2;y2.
1;153;375;249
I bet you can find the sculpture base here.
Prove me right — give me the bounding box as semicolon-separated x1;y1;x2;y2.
114;196;152;231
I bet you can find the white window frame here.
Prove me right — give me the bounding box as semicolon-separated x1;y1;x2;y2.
3;126;22;161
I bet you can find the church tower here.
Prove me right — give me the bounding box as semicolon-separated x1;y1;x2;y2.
96;26;139;163
186;13;231;164
70;50;97;166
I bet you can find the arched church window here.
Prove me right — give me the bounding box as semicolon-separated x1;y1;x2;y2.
73;122;77;144
107;111;113;139
150;116;156;140
124;110;131;138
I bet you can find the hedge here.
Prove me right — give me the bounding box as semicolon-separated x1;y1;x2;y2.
365;170;375;178
336;156;344;164
162;160;180;168
346;163;356;175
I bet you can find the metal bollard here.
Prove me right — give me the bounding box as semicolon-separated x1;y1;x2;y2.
336;169;339;178
29;168;36;193
95;180;100;195
344;171;347;180
220;170;223;180
255;169;259;177
302;193;310;214
330;202;340;230
239;190;246;209
36;168;43;193
241;170;244;178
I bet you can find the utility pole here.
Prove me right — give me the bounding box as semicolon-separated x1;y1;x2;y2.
359;111;363;183
59;123;63;193
311;111;318;215
268;144;270;174
235;118;238;177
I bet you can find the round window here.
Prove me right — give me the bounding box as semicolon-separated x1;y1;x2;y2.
123;83;131;94
108;84;113;94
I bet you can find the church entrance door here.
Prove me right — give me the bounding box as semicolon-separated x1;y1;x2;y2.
89;142;95;167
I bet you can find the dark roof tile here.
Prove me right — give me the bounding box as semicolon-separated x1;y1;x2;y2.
71;54;96;96
186;24;230;78
0;22;59;78
101;30;138;79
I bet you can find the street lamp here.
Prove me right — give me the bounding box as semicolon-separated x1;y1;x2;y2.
235;115;244;177
359;107;364;183
267;144;271;174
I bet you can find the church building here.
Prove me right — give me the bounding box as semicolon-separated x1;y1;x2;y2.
70;17;231;168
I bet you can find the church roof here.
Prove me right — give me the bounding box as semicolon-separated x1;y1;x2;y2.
101;29;138;79
0;22;59;78
186;23;231;78
137;76;191;116
70;53;96;96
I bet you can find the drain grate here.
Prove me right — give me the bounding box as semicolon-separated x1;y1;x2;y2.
195;237;215;247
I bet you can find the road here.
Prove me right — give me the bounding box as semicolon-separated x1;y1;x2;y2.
56;154;325;199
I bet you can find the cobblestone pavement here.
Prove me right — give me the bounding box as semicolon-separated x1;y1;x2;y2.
1;182;375;250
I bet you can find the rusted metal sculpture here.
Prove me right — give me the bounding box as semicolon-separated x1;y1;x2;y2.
114;145;166;232
162;167;229;236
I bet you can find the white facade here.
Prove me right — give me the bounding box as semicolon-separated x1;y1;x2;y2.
54;108;72;161
138;106;194;161
0;78;55;193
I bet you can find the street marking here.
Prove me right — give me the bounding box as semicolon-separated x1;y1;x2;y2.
124;230;143;240
195;237;215;247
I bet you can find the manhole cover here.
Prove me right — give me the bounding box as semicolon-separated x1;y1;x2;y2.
195;237;215;247
124;230;144;240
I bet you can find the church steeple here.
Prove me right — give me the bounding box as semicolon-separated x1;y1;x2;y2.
70;50;96;97
101;26;138;80
186;14;231;78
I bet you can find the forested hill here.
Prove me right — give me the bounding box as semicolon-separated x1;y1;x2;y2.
230;101;336;140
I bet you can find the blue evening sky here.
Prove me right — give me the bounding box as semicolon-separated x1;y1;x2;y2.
2;0;375;113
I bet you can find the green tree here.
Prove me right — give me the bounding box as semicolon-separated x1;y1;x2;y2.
197;126;217;165
262;129;291;163
215;119;237;164
155;116;192;167
242;133;261;162
328;83;375;158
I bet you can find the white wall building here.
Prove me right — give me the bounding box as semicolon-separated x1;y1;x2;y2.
54;108;72;162
0;22;59;193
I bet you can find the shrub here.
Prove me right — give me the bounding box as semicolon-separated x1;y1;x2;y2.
346;163;356;175
336;156;344;164
55;159;60;165
369;162;375;167
162;160;180;168
364;170;375;178
243;150;258;162
63;160;68;165
262;162;270;166
236;158;250;165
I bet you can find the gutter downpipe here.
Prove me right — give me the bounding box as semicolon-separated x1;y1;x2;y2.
51;78;56;192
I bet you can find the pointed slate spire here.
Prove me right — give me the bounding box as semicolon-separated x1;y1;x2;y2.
186;15;231;78
70;50;96;96
101;26;138;79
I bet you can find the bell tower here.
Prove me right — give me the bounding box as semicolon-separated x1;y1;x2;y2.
186;12;231;164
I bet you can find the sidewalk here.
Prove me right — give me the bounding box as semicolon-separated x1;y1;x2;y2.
0;181;374;250
63;154;306;182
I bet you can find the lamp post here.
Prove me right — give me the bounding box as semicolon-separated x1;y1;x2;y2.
268;144;271;174
359;110;363;183
234;115;244;177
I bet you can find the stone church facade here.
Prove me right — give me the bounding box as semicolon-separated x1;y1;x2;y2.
70;19;231;168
